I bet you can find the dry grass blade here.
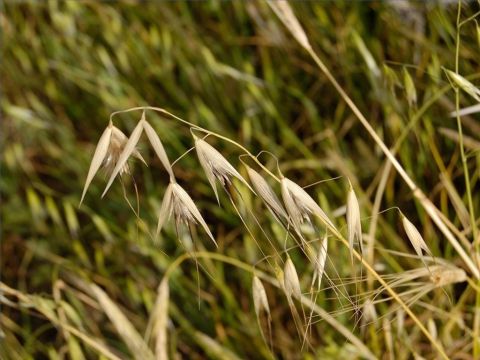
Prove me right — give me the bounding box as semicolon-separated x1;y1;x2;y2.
284;256;301;299
80;125;112;206
102;118;145;197
347;183;362;261
90;284;154;360
246;166;287;221
143;120;174;181
194;136;254;203
267;1;311;51
449;103;480;117
402;214;433;269
154;279;169;360
252;275;270;319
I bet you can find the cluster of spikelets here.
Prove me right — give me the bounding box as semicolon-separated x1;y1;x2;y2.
80;109;467;351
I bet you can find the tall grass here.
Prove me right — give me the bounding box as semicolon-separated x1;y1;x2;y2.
2;1;480;359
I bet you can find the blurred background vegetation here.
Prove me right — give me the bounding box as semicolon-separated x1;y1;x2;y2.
2;1;480;359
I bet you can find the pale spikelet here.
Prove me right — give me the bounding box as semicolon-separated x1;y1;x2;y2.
154;279;169;360
403;68;417;107
446;69;480;102
427;319;437;341
361;299;378;327
280;177;335;235
80;124;112;206
252;275;270;319
80;123;146;206
143;120;174;181
312;234;328;290
429;265;467;287
102;118;145;197
283;256;301;299
402;214;432;268
156;182;217;247
267;1;311;51
347;182;362;261
246;166;287;221
194;136;254;203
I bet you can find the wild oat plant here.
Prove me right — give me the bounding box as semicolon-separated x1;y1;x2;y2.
3;1;480;359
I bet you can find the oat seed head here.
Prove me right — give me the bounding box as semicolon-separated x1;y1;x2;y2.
252;275;270;319
446;69;480;102
80;124;113;206
194;136;254;203
246;166;287;221
143;119;174;181
312;234;328;290
402;214;432;267
156;182;217;247
102;118;145;197
284;256;301;299
281;177;335;235
347;182;362;262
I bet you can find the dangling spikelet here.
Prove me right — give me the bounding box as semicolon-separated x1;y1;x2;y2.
283;256;301;299
80;122;146;205
80;124;113;206
156;181;217;247
194;135;254;203
401;213;433;269
280;177;335;236
103;116;146;197
312;234;328;291
246;166;287;221
252;275;270;319
346;181;362;262
143;119;174;181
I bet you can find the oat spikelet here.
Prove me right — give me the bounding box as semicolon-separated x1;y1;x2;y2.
102;117;145;197
246;166;287;221
194;135;254;203
252;275;270;319
281;177;335;236
267;0;311;51
347;182;362;262
445;69;480;102
156;182;217;247
284;256;301;299
361;299;378;327
312;234;328;290
143;119;174;181
80;124;112;206
80;123;146;206
402;214;432;268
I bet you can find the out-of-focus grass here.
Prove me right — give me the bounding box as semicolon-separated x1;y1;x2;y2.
1;1;479;359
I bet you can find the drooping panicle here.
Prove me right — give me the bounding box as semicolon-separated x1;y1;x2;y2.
194;135;254;203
